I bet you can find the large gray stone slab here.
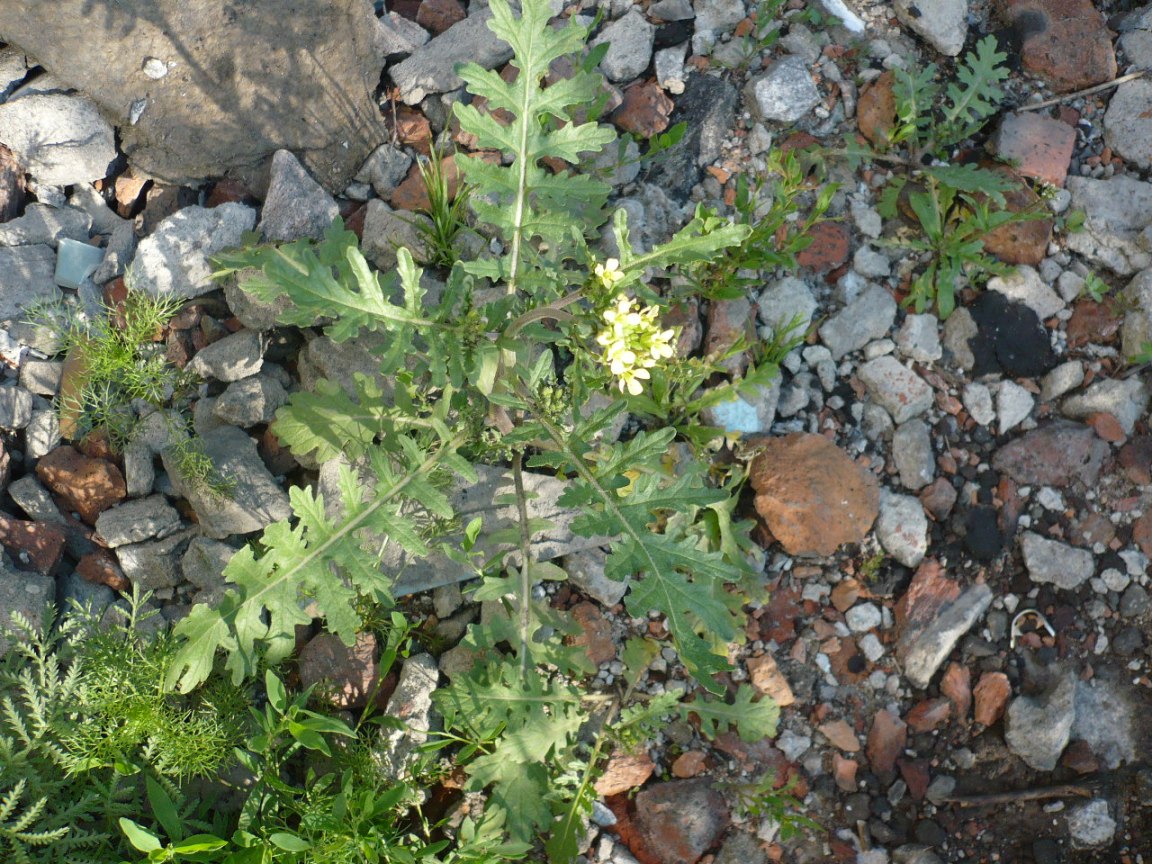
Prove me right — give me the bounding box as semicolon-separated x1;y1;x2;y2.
95;494;182;547
0;0;386;193
0;203;91;248
0;92;115;185
1021;532;1094;590
894;0;967;55
1005;671;1076;771
258;149;339;243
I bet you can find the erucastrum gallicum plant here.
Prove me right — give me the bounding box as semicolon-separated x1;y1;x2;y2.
167;0;804;856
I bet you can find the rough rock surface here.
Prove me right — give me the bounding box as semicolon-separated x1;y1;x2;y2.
0;0;387;192
0;92;115;185
750;433;879;557
633;779;730;864
133;204;257;300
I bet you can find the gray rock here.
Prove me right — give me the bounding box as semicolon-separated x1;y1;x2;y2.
1104;78;1152;170
223;274;297;332
744;56;820;124
258;150;340;243
899;582;992;689
997;380;1034;435
894;0;967;55
565;546;627;606
91;221;137;285
846;601;882;633
0;562;54;659
592;10;655;83
1120;583;1150;617
1061;376;1149;435
133;204;257;301
0;246;60;327
123;440;155;498
356;144;413;199
7;476;65;524
95;495;182;547
1040;360;1084;403
819;284;897;360
1072;678;1135;770
940;306;977;370
1121;268;1152;358
181;536;237;606
391;11;514;104
0;92;115;185
67;183;127;237
0;203;91;248
896;314;942;362
212;375;289;426
162;426;292;539
961;381;995;427
758;276;817;335
360;199;430;271
0;385;32;429
59;569;115;619
1004;670;1076;771
1067;799;1117;849
652;0;696;19
17;360;62;397
714;830;767;864
115;527;197;590
1066;176;1152;275
876;489;928;567
892;420;935;491
655;43;689;95
0;0;386;193
858;356;933;424
693;0;745;35
892;844;944;864
297;331;393;403
375;653;439;778
991;421;1109;487
853;244;890;278
987;265;1064;320
1021;532;1094;590
189;329;264;383
24;409;60;460
374;11;431;58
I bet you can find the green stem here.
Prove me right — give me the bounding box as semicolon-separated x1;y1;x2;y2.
511;453;534;680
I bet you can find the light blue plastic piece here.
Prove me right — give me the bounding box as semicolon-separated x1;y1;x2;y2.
709;394;761;435
54;238;105;290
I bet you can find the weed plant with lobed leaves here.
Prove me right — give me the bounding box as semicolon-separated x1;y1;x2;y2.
1;0;831;859
844;36;1051;317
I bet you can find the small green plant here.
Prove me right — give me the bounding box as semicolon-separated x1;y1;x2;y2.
1080;271;1112;303
412;144;474;270
844;37;1049;317
877;166;1044;318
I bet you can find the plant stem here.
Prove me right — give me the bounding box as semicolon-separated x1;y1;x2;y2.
511;452;534;680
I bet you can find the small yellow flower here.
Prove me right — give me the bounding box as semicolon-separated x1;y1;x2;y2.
594;258;624;289
595;294;676;395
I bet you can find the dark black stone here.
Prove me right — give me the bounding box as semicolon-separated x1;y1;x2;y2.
843;793;871;822
967;291;1058;378
964;505;1003;560
654;22;691;48
914;819;947;847
640;74;737;203
1113;625;1145;656
1032;837;1064;862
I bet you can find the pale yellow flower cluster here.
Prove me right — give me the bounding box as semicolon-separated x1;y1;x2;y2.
595;292;676;396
